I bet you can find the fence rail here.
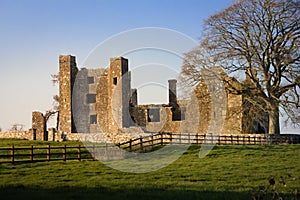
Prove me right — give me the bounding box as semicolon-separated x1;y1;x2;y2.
1;133;299;164
0;144;124;164
117;133;300;152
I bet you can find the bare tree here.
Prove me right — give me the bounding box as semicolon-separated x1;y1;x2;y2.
51;74;59;86
181;0;300;134
43;110;58;134
52;95;60;131
9;124;25;132
51;74;60;131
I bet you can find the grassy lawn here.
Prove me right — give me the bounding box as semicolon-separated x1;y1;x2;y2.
0;139;299;199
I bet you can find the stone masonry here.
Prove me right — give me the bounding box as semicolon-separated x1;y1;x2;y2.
30;55;269;143
58;55;78;134
32;111;45;140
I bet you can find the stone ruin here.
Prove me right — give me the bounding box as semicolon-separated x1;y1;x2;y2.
30;55;269;143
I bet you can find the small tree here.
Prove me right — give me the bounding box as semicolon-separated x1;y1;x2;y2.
9;124;25;132
51;74;59;86
51;74;60;131
181;0;300;134
43;110;58;136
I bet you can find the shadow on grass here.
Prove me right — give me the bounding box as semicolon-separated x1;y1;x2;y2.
0;186;250;200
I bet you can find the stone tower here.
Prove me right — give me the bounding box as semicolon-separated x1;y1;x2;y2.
109;57;131;128
96;57;132;135
58;55;78;134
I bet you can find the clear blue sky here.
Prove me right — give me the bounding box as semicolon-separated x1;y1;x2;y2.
0;0;297;133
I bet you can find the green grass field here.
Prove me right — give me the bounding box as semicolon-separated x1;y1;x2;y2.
0;139;299;199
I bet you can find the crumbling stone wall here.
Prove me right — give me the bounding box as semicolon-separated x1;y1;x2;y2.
57;55;189;142
92;58;131;143
58;55;78;134
193;77;244;135
72;68;104;134
129;106;147;127
96;69;111;134
130;89;138;106
160;106;181;133
194;79;211;134
222;93;243;134
95;57;135;141
72;68;89;133
0;131;33;140
109;57;131;128
87;69;104;133
53;55;269;144
127;79;185;134
32;111;45;140
193;69;268;135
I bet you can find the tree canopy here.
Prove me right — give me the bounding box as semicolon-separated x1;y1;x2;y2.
181;0;300;134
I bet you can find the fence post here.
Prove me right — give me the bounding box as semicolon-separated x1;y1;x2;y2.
11;145;14;164
92;144;95;161
231;135;233;145
151;135;154;146
228;135;231;144
161;133;163;145
179;133;181;144
30;145;33;162
259;136;262;145
129;139;132;152
63;145;66;162
170;133;173;144
47;145;50;161
78;145;81;161
213;134;216;144
248;136;250;144
140;136;143;151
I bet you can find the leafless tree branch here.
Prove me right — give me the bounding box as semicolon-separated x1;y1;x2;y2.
180;0;300;134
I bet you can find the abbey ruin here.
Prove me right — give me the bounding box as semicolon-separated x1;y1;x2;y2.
30;55;269;143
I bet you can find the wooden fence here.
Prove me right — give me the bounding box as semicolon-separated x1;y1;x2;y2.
1;133;299;164
0;144;124;164
117;133;300;152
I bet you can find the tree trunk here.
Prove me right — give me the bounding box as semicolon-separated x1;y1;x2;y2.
43;120;48;141
56;111;59;131
268;106;280;135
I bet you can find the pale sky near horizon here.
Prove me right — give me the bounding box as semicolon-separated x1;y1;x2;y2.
0;0;298;134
